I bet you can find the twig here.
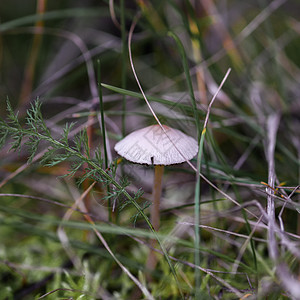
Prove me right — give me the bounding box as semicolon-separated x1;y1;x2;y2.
265;113;280;260
264;113;300;298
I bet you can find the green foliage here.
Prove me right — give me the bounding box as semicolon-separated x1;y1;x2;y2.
0;287;13;300
1;99;23;152
0;100;143;210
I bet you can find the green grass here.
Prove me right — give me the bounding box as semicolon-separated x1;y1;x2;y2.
0;1;300;299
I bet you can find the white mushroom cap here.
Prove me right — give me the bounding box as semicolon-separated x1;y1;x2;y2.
114;125;198;165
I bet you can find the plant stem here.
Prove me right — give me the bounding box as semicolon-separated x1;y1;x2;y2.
194;128;205;297
19;0;46;105
151;165;164;231
97;59;113;222
120;0;127;137
146;165;164;272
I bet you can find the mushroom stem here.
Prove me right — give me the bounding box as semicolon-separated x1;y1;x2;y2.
146;164;164;273
151;165;164;231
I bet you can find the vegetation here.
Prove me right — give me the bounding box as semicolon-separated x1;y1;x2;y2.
0;1;299;299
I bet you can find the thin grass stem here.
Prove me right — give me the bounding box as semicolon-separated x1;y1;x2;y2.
120;0;127;137
97;59;111;222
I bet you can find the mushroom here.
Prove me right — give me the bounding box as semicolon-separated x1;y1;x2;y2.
115;125;198;270
114;124;198;229
114;124;198;269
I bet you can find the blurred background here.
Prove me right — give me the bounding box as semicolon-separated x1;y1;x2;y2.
0;0;300;299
